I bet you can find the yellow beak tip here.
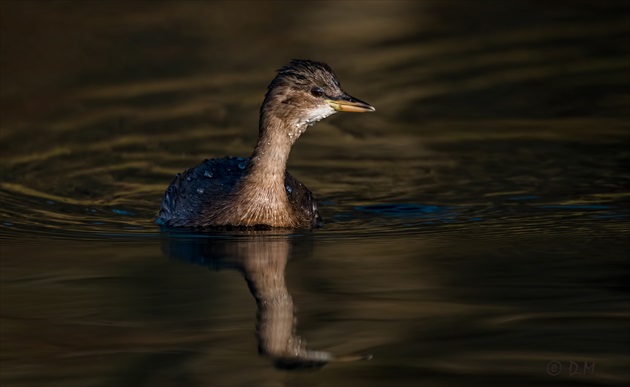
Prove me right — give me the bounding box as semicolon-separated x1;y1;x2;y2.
326;99;375;113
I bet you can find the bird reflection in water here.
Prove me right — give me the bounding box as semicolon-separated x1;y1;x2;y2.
160;231;371;370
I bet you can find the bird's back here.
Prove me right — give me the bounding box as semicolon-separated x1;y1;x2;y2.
156;157;322;229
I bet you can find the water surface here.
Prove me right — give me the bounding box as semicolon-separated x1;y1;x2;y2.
1;1;629;386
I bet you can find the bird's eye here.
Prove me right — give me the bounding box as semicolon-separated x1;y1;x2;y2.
310;87;324;97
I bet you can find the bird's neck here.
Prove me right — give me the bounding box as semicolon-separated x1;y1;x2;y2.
225;114;304;227
246;113;304;184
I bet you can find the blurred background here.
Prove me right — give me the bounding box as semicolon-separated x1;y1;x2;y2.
1;1;629;386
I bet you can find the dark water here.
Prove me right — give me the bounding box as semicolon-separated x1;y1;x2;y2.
1;1;629;386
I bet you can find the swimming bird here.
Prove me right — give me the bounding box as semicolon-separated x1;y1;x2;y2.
156;59;374;229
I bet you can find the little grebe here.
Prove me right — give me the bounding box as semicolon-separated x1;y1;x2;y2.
156;59;374;229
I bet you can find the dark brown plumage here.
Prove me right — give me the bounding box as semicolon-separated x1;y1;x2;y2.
156;59;374;229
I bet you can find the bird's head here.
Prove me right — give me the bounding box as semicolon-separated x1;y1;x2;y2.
260;59;374;135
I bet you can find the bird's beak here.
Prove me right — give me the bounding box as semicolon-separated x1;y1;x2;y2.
326;93;375;113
